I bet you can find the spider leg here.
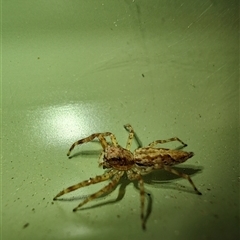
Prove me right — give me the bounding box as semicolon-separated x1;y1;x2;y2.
98;151;104;167
148;137;187;148
124;124;136;150
53;169;117;200
138;176;146;230
124;124;142;149
163;165;202;195
67;132;119;157
72;171;124;211
127;170;146;230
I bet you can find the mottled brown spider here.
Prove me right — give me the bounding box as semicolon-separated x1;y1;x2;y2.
53;124;201;229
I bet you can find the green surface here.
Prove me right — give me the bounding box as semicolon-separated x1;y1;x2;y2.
1;1;239;240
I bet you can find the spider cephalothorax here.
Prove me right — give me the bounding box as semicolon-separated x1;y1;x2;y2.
103;145;135;170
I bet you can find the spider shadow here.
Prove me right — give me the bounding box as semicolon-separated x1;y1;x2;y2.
143;165;203;192
68;149;101;159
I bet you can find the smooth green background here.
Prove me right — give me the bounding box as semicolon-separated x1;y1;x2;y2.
1;1;239;240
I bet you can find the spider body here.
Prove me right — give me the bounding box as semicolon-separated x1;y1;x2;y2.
53;124;201;229
134;147;194;167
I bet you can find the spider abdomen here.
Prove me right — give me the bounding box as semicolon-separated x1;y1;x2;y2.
134;147;194;166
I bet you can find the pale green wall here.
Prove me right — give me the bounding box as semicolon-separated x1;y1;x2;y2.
2;1;239;240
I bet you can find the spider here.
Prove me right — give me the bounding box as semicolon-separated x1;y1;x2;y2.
53;124;202;229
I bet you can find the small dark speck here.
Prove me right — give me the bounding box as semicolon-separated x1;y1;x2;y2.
142;73;145;77
117;215;120;218
43;197;45;200
32;208;35;211
23;223;29;229
207;188;211;191
37;57;40;59
51;202;54;205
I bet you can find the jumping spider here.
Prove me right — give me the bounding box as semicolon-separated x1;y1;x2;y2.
53;124;201;229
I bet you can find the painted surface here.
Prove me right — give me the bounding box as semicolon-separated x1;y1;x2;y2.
2;1;239;239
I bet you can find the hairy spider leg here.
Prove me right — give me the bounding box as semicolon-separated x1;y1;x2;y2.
138;176;146;230
124;124;135;150
72;170;124;211
67;132;119;157
162;165;202;195
127;170;146;230
148;137;187;148
53;169;117;200
98;151;105;167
